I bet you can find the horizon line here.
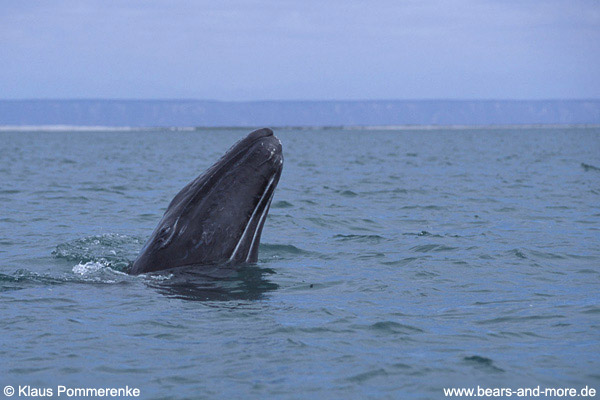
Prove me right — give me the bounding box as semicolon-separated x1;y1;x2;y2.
2;124;600;132
2;98;600;103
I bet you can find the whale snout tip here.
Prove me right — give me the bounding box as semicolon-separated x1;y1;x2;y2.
244;127;282;169
248;127;274;140
254;138;283;166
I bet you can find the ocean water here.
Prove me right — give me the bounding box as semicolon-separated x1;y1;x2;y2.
1;126;599;399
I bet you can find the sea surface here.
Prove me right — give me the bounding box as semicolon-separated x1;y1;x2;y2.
1;126;599;399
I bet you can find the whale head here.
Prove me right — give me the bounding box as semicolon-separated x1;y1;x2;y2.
129;128;283;274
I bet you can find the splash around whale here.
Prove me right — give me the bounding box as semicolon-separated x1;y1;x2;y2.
128;128;283;274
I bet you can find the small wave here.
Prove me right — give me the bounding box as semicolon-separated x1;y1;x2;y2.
80;186;125;194
510;249;527;259
528;250;566;260
382;257;418;267
259;243;309;255
403;230;442;237
52;233;141;272
576;268;599;274
300;199;318;205
401;205;446;210
414;270;439;278
0;270;66;288
359;188;409;195
346;368;388;383
581;162;600;172
477;315;565;325
0;267;130;292
463;356;504;372
410;244;458;253
272;200;294;208
146;265;277;302
338;190;358;197
368;321;424;334
306;217;331;227
581;306;600;314
334;234;385;243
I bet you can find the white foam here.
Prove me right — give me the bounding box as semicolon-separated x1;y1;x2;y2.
148;273;174;281
72;261;106;275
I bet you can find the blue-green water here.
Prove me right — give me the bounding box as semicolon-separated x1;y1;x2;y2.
1;126;599;399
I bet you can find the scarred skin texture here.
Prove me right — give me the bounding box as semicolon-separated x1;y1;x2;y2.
129;128;283;275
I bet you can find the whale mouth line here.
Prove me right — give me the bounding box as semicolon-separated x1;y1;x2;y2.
246;180;278;262
228;173;278;263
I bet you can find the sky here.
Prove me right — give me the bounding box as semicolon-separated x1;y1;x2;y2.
1;0;599;100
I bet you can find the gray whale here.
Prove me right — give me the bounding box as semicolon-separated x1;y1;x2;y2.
129;128;283;274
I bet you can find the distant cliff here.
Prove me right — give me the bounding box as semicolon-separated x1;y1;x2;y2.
1;99;599;126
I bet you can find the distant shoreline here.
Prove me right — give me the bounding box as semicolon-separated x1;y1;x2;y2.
2;124;600;132
2;99;600;126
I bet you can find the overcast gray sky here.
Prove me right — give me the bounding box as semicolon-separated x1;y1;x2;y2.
1;0;599;100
